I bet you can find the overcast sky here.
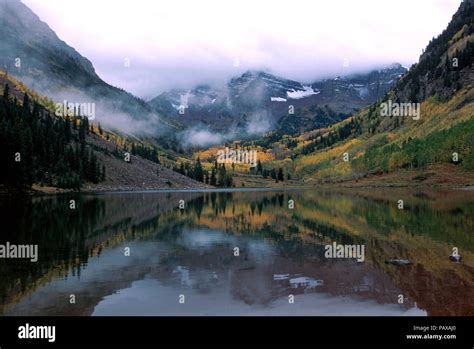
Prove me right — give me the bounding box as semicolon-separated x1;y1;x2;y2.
22;0;461;99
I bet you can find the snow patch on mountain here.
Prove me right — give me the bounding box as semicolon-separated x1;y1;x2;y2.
287;86;320;99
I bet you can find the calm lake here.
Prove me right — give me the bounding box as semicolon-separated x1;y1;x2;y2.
1;188;473;316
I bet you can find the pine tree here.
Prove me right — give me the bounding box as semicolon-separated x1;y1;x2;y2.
84;116;90;134
3;84;9;100
194;157;204;182
277;168;284;181
218;164;226;187
257;160;263;174
78;117;86;143
210;168;217;186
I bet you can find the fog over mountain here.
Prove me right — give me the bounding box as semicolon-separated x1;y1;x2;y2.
150;65;408;145
22;0;461;99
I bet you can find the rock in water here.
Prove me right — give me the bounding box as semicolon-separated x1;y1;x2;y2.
385;259;412;265
449;255;462;263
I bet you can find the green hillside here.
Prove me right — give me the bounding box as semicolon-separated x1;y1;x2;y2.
200;0;474;187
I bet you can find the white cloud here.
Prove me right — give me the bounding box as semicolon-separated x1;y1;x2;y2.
22;0;462;97
182;129;225;147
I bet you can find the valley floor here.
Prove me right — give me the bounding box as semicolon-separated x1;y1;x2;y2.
231;163;474;190
319;164;474;189
3;163;473;196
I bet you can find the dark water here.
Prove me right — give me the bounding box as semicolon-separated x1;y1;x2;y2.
1;188;473;316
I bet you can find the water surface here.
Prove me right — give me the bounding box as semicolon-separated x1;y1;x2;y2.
1;188;473;316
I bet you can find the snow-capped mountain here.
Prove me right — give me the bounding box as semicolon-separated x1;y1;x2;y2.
227;70;320;106
311;63;408;106
149;64;407;135
149;70;322;115
151;85;219;112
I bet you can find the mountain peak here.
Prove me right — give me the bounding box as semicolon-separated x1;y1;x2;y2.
395;0;473;102
0;0;180;136
0;0;99;85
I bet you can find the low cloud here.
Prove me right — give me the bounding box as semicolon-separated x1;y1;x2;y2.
23;0;461;98
181;128;227;147
246;111;273;135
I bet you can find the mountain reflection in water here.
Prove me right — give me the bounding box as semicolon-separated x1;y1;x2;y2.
1;189;473;316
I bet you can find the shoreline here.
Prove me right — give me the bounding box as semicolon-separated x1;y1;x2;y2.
1;182;474;197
